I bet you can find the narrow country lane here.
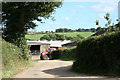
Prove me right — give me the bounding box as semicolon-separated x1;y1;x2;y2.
13;60;119;80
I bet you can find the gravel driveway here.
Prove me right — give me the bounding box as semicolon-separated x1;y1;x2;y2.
13;60;119;80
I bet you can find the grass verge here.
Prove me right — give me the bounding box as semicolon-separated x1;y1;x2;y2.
2;60;33;78
2;38;33;78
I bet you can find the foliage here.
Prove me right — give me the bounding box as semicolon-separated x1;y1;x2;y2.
40;33;65;40
50;47;76;61
13;35;29;59
55;28;73;32
56;32;95;38
76;28;97;32
55;28;97;32
2;38;30;78
96;13;120;32
25;32;94;40
67;34;84;42
2;2;62;59
2;2;62;30
73;31;120;76
40;33;84;42
26;32;95;40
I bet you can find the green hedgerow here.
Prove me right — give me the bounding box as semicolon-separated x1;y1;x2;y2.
73;31;120;76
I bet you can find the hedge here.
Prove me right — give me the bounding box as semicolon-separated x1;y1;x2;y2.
50;47;76;61
72;31;120;76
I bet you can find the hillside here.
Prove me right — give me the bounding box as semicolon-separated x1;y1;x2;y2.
25;32;95;40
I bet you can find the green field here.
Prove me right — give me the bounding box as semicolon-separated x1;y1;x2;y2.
25;32;95;40
25;33;46;40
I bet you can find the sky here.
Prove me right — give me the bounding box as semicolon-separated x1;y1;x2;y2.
29;0;119;32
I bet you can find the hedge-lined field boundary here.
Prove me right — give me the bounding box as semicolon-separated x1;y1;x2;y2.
72;31;120;76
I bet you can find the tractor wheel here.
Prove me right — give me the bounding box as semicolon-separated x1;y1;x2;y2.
49;55;53;60
43;54;49;60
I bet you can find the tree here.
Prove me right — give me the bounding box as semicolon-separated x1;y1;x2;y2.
55;28;73;32
90;28;96;32
40;33;84;42
40;34;65;41
2;2;62;59
95;13;119;32
70;34;84;42
96;27;102;31
95;20;105;31
104;13;112;32
2;2;62;40
55;28;63;32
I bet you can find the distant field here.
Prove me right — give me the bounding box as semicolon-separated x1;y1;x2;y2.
25;33;46;40
25;32;95;40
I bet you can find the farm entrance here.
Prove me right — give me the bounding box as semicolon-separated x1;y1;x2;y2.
30;45;40;55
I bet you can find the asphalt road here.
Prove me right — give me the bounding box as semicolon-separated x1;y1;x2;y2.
13;60;119;80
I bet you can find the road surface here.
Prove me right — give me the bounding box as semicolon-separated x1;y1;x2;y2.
14;60;119;79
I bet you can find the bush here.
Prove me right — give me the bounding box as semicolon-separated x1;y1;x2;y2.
40;33;65;41
13;36;29;60
73;31;120;76
3;32;29;60
50;47;76;61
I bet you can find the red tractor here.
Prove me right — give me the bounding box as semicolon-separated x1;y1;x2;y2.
40;48;56;60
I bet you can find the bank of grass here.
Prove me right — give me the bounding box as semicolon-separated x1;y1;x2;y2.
2;61;32;78
25;32;95;40
2;38;32;78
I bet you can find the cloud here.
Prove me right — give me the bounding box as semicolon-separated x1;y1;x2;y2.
91;2;118;12
75;17;80;20
99;13;105;19
61;17;70;21
76;5;86;8
55;22;60;25
70;9;77;13
91;5;114;12
70;4;86;14
49;22;54;25
49;22;60;25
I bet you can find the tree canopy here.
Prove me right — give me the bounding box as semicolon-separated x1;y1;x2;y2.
2;2;62;39
40;33;84;42
2;2;62;41
55;28;97;32
96;13;120;32
2;2;62;59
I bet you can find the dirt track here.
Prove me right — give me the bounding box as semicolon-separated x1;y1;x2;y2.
13;60;119;79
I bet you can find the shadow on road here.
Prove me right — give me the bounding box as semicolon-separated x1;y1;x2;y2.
42;65;81;77
42;65;119;79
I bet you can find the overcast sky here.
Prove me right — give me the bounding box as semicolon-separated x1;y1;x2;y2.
29;0;119;32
